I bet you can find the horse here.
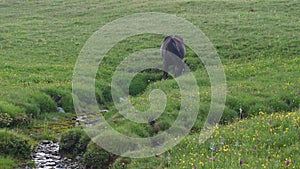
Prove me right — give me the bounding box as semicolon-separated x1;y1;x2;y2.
160;35;186;79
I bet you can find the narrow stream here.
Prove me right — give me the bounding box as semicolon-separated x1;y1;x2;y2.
32;140;81;169
31;108;107;169
32;107;84;169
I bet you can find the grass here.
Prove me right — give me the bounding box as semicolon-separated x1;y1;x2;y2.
103;55;299;137
0;156;19;169
24;112;77;142
124;111;300;168
1;0;299;93
0;0;299;168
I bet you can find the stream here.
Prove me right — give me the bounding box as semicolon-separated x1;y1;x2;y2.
31;108;108;169
32;140;82;169
31;108;84;169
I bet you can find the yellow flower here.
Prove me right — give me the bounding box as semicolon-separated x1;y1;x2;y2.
261;163;267;168
223;145;230;152
255;130;259;136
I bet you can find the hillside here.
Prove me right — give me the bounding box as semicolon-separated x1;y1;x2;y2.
125;111;300;168
0;0;299;168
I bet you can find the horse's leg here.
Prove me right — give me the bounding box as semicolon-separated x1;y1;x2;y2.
173;65;178;77
174;60;184;77
163;71;168;79
178;61;184;76
163;64;169;79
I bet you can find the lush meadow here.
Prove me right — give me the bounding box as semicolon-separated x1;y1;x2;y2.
0;0;299;168
126;111;300;168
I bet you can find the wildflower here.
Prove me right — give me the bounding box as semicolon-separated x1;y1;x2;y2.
166;152;170;160
223;145;229;152
285;159;291;166
219;138;224;146
253;145;257;151
210;157;216;162
164;152;171;167
210;141;215;151
239;108;243;119
194;165;197;169
239;159;243;165
268;119;273;125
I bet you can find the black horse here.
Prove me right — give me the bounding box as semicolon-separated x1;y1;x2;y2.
161;35;186;79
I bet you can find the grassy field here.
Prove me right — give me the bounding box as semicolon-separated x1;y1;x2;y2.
0;0;299;168
125;111;300;168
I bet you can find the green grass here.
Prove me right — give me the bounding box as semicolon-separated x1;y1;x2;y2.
0;0;299;168
0;129;35;160
124;111;300;168
1;0;299;93
103;55;299;137
0;156;19;169
24;112;77;141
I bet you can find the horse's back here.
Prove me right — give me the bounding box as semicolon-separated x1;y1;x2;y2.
160;35;186;78
161;35;185;59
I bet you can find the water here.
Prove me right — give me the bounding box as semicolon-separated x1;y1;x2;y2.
32;140;82;169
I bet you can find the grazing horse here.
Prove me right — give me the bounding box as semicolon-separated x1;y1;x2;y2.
161;35;186;79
